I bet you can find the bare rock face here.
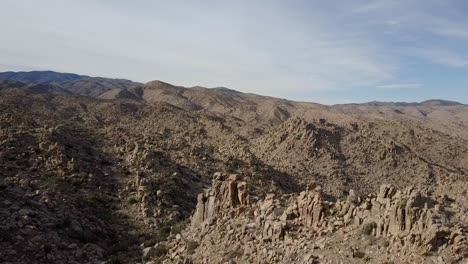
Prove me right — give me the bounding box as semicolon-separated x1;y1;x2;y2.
191;173;249;228
163;179;467;263
296;185;327;229
337;184;468;255
255;193;286;242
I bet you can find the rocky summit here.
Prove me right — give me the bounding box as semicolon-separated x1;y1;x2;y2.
0;71;467;264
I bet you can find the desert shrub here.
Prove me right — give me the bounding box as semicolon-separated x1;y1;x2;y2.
143;238;158;248
108;254;125;264
159;225;172;238
354;251;365;258
154;244;168;257
226;156;242;173
186;240;199;254
251;164;261;173
226;249;242;259
128;196;139;204
399;198;408;208
362;222;377;235
43;243;52;254
88;193;111;206
171;222;186;235
422;251;434;257
382;240;390;248
110;239;136;254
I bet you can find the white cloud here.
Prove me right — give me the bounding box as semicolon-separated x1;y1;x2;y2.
0;0;394;100
376;83;422;89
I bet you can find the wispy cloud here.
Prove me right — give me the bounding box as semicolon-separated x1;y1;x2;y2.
350;0;396;14
1;0;468;103
376;83;422;89
0;0;395;99
412;48;468;68
385;20;402;26
432;27;468;41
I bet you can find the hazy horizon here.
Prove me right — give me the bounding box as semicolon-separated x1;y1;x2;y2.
1;0;468;104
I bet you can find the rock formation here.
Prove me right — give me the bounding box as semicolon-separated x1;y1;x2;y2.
162;174;468;264
191;173;249;227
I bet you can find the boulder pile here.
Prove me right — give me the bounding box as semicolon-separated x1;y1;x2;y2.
161;173;468;264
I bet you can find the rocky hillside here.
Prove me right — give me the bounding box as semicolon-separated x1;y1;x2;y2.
0;72;467;263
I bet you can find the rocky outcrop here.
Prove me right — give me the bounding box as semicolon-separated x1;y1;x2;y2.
343;184;468;254
293;184;329;229
191;173;249;227
164;178;468;263
255;193;286;242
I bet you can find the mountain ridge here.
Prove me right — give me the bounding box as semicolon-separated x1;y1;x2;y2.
0;70;464;105
0;70;89;83
0;71;140;97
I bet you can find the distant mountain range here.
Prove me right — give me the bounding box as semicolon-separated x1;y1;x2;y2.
353;100;463;107
0;70;140;97
0;70;89;83
0;70;463;106
0;71;464;106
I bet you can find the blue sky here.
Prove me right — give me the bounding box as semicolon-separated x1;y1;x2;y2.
1;0;468;104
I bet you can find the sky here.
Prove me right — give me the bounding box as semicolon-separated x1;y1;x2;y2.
1;0;468;104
